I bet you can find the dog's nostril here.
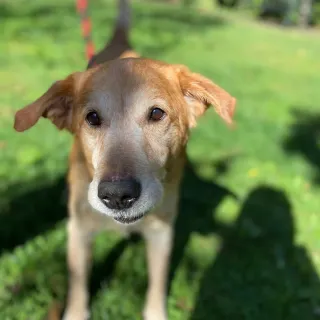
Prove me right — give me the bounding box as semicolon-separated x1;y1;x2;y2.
98;178;141;210
121;195;137;207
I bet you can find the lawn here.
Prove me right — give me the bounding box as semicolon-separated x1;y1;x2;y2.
1;0;320;319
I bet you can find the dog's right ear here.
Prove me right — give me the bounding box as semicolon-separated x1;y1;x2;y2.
14;72;84;133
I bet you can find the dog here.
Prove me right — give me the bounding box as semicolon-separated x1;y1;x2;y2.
14;0;236;319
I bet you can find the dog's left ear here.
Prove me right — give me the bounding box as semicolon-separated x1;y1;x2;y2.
174;65;237;128
14;72;84;133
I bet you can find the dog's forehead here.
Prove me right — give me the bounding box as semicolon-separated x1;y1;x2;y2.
90;59;176;97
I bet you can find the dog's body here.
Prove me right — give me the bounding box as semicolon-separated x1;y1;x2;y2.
14;1;236;319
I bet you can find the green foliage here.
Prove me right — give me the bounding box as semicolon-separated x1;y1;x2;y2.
214;0;320;26
1;0;320;319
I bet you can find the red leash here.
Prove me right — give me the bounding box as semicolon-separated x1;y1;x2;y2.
76;0;95;61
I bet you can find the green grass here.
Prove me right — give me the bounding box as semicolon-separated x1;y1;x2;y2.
1;0;320;319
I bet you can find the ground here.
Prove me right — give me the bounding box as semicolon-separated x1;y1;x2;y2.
1;0;320;319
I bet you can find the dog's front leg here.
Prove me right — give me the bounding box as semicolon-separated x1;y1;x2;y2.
63;217;92;320
143;219;173;320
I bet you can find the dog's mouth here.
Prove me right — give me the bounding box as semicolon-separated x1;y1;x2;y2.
113;212;145;224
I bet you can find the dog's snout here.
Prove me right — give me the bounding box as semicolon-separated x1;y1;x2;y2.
98;178;141;210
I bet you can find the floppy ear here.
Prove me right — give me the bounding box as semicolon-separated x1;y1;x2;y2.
175;65;236;128
14;72;83;133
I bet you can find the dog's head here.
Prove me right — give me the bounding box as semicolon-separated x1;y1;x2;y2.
14;58;236;224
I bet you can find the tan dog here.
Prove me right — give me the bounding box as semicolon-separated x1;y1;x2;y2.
14;1;236;319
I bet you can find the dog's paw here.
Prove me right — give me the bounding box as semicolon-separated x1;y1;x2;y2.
62;309;90;320
143;307;167;320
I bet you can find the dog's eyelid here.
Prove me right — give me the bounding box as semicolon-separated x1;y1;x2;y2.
149;103;165;109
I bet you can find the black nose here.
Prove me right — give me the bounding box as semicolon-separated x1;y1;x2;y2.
98;178;141;210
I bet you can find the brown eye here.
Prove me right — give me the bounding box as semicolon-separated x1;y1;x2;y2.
149;107;166;121
86;111;101;127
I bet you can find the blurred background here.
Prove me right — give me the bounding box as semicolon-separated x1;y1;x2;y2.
1;0;320;319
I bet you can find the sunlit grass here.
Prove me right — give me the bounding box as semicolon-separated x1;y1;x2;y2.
1;0;320;319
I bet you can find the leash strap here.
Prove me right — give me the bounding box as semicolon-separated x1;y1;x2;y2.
76;0;95;61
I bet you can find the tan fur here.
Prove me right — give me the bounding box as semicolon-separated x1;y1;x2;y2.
14;2;236;319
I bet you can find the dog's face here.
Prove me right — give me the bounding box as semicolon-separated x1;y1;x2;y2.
14;58;236;224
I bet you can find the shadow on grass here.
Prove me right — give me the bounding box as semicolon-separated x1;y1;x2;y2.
283;109;320;186
1;0;227;61
169;157;237;291
2;155;320;319
0;1;75;19
190;186;320;320
133;6;226;57
0;176;67;253
137;6;226;28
